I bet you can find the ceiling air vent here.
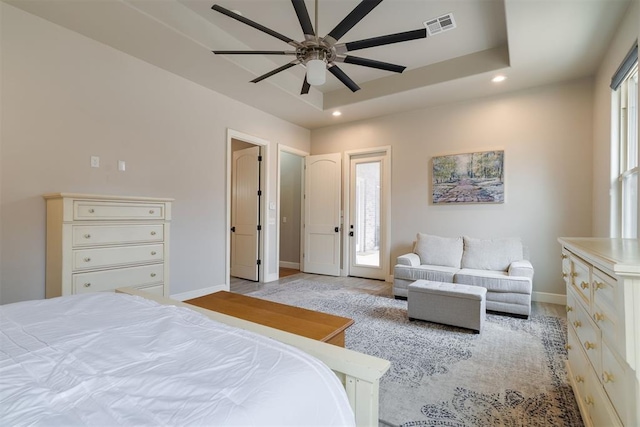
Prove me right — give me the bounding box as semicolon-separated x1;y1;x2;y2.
424;13;456;36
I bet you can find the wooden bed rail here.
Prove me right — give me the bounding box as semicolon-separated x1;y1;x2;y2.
116;287;390;426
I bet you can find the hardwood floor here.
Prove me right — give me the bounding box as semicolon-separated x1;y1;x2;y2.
230;273;564;319
230;272;392;297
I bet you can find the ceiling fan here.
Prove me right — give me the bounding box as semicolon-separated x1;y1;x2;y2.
211;0;427;94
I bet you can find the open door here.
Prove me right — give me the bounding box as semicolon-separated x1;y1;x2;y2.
303;153;341;276
231;146;261;281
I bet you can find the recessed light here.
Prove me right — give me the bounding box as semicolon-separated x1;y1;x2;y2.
332;111;342;117
492;75;506;83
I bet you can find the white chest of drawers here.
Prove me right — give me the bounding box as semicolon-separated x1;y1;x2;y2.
559;238;640;427
44;193;173;297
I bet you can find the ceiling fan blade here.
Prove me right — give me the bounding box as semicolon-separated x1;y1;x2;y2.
291;0;315;36
342;28;427;52
328;64;361;92
250;62;298;83
341;55;405;73
301;75;311;94
213;50;297;55
325;0;383;43
212;4;295;45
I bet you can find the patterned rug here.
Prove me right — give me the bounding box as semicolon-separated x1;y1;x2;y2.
247;279;583;427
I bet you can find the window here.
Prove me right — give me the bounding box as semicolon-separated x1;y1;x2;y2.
612;43;638;238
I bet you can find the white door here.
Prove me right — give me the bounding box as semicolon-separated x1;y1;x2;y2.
348;153;389;280
231;146;260;281
303;153;341;276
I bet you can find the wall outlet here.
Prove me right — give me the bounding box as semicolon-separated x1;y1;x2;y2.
118;160;126;172
90;156;100;168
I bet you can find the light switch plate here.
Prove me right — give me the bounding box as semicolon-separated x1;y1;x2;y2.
118;160;126;172
90;156;100;168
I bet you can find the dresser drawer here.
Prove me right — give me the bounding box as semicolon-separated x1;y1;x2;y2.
567;326;589;400
73;244;164;271
74;200;165;220
570;255;591;306
73;264;163;294
583;366;623;427
72;225;164;247
601;342;632;425
135;283;165;296
572;298;601;374
592;269;616;317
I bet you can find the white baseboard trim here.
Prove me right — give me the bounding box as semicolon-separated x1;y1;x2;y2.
279;261;300;269
171;284;227;302
532;291;566;306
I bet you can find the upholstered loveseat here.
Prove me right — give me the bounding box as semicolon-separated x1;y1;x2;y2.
394;234;534;317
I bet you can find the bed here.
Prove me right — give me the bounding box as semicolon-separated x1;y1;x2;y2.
0;288;389;426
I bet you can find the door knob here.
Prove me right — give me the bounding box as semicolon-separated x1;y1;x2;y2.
349;231;354;237
231;226;236;232
334;227;339;232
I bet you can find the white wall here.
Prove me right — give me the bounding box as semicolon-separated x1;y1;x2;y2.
0;3;310;304
592;0;639;236
311;79;594;299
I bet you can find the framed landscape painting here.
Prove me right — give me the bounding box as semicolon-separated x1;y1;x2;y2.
432;150;504;204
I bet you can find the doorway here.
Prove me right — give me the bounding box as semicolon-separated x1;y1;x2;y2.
278;150;304;276
345;147;391;281
226;130;269;288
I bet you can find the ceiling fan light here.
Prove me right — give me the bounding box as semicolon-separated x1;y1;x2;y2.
307;59;326;86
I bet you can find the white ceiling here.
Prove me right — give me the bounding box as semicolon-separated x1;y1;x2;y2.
6;0;632;129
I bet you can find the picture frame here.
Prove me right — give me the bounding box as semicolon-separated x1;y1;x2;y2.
432;150;504;204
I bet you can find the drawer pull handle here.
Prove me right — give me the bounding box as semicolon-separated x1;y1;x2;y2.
594;281;605;290
602;371;614;383
573;320;581;328
565;344;572;350
584;396;594;405
594;313;605;322
150;273;157;278
83;257;91;262
580;281;589;289
575;375;584;383
561;272;567;278
584;341;596;350
84;234;91;239
88;208;95;213
570;272;578;278
151;251;157;256
149;210;155;214
566;306;573;313
84;283;91;288
561;254;568;259
151;231;157;236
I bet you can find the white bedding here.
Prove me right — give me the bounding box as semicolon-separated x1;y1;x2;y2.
0;292;355;426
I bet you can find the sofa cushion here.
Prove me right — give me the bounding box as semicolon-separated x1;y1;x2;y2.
394;264;457;283
461;237;523;271
415;233;463;268
455;268;532;294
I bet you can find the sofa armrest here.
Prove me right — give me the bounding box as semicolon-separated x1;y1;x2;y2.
509;260;534;279
397;253;421;267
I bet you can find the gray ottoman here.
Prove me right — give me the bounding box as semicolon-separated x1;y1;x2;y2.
408;280;487;333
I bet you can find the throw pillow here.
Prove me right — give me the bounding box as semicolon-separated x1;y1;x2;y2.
414;233;463;268
461;236;524;271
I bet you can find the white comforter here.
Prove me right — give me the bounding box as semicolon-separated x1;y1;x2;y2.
0;293;355;426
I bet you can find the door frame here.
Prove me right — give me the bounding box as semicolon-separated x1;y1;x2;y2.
343;146;392;280
226;129;270;288
276;144;309;276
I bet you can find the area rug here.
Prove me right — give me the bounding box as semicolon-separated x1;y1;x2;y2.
247;279;583;427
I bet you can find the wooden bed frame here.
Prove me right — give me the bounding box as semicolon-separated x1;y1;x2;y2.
117;287;390;426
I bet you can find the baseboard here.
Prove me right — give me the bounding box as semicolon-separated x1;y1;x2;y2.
532;291;566;306
279;261;300;269
171;284;227;301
